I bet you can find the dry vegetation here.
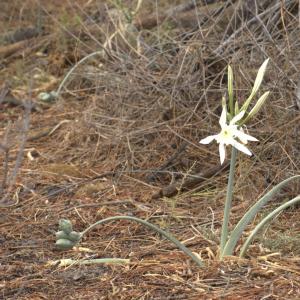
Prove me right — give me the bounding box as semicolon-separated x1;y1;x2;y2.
1;0;300;299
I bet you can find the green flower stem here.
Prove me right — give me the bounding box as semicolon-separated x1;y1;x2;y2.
81;216;204;267
220;147;237;256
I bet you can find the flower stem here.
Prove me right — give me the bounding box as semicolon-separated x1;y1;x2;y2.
220;147;237;257
81;216;204;267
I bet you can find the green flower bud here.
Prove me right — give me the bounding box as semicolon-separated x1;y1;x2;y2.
55;231;69;240
59;219;73;234
68;231;82;242
241;91;270;125
241;58;269;112
56;238;75;250
228;65;234;115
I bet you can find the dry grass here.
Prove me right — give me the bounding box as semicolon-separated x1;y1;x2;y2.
1;0;300;299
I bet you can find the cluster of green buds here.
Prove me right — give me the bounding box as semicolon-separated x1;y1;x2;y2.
55;219;82;250
227;58;270;124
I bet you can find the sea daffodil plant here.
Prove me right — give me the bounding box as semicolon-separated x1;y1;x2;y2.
54;59;300;268
199;58;300;258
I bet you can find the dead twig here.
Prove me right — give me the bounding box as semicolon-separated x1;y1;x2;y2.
134;0;225;30
152;161;230;199
213;0;294;56
0;100;32;207
146;142;188;182
1;26;41;44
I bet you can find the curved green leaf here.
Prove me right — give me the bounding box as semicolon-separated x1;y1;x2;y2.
239;195;300;257
78;216;204;267
56;51;104;97
221;175;300;257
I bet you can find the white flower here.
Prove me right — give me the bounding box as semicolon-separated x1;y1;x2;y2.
200;107;258;164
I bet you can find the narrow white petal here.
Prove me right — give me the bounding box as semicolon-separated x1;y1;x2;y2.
232;140;252;156
219;106;227;128
237;131;248;144
200;135;217;144
233;127;247;144
230;110;245;125
235;129;258;142
219;143;226;164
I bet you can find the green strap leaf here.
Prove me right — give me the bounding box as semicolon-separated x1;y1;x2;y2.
221;175;300;257
78;216;204;267
239;195;300;257
56;51;104;97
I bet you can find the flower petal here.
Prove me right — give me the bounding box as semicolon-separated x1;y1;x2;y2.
234;129;258;143
219;106;227;128
219;143;226;164
200;135;217;144
232;140;252;156
230;110;245;125
236;130;248;144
